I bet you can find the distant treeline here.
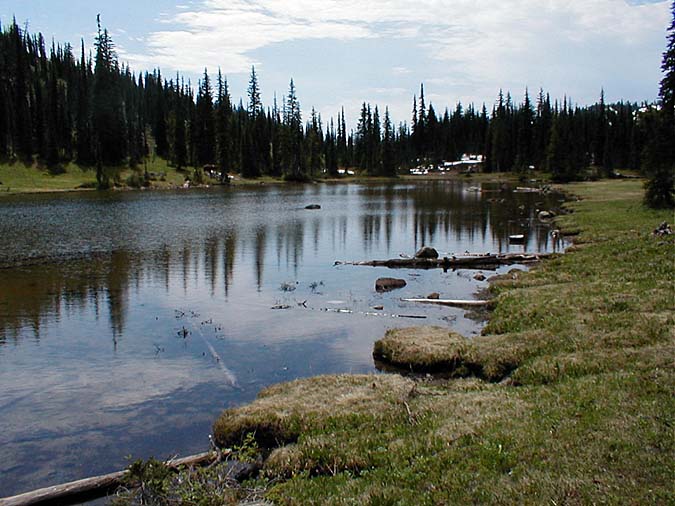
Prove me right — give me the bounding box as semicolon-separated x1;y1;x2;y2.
0;18;663;185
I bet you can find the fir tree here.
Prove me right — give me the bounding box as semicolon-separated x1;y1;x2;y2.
325;118;338;177
11;20;32;160
215;69;232;180
417;84;426;156
93;15;127;185
247;66;262;119
514;88;534;172
338;107;347;167
355;102;369;171
371;105;382;174
194;68;215;166
593;89;609;173
75;40;94;165
533;89;552;169
306;107;323;175
643;1;675;208
382;107;396;177
45;60;60;167
173;83;188;169
281;79;303;180
660;0;675;124
154;71;168;158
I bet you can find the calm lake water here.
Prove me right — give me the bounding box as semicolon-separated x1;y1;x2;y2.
0;180;565;496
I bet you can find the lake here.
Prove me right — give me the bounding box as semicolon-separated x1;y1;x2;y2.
0;180;565;496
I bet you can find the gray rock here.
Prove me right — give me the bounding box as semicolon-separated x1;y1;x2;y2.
375;277;407;292
414;246;439;259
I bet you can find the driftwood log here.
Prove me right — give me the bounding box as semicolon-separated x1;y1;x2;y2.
335;252;553;269
0;451;217;506
402;298;491;308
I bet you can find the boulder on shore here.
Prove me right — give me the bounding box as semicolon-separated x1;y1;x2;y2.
375;277;407;292
415;246;439;259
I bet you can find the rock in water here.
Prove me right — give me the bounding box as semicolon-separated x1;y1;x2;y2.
415;246;439;259
305;204;321;210
473;273;486;281
427;292;440;299
375;277;407;292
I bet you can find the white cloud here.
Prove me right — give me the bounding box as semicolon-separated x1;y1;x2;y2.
392;66;412;75
118;0;669;119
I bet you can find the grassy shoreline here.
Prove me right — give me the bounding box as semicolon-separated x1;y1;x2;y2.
201;178;673;505
4;169;670;503
0;159;530;195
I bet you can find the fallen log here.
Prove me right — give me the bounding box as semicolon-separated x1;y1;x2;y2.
402;298;491;308
335;252;553;269
0;451;217;506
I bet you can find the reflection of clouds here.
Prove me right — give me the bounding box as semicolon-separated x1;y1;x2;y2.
0;357;226;444
0;372;225;497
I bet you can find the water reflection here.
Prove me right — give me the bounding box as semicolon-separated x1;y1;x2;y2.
0;181;565;496
0;183;562;341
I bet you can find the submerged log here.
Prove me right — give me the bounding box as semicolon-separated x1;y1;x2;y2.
0;452;217;506
402;298;491;308
335;252;553;269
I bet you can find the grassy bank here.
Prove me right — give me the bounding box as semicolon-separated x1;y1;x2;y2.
0;158;196;194
0;158;538;195
200;179;673;505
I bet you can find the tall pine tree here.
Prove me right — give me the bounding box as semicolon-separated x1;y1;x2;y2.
93;15;127;186
642;0;675;208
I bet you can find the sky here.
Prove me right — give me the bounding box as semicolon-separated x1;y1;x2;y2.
0;0;671;127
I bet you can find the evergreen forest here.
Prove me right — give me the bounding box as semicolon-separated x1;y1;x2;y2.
0;16;672;192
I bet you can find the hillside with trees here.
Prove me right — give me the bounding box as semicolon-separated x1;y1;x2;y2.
0;16;670;191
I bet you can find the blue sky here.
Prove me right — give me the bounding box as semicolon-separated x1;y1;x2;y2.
0;0;670;127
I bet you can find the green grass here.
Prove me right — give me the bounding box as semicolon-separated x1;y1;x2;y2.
0;158;211;194
0;160;550;195
0;160;97;193
203;178;675;505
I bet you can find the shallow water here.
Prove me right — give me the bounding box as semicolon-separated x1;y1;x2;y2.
0;180;564;496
